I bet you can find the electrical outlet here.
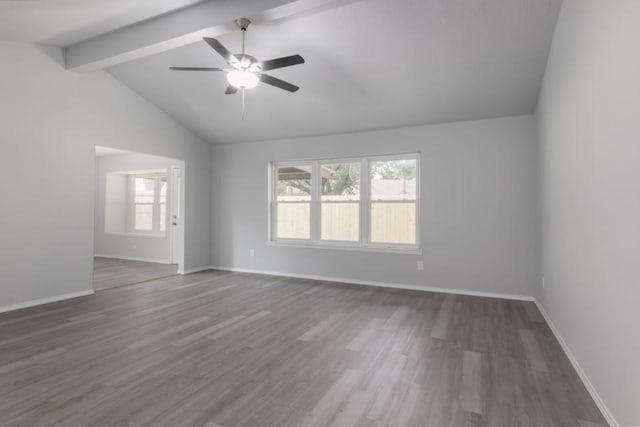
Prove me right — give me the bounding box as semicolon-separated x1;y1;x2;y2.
249;249;255;257
542;276;545;289
417;261;424;271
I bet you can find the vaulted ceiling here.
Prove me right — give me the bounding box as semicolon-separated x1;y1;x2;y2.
0;0;562;144
0;0;206;45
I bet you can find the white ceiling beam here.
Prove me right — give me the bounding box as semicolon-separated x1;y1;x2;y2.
64;0;359;72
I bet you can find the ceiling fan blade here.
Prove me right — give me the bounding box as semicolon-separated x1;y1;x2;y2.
260;54;305;71
169;67;224;72
225;85;238;95
259;74;300;92
203;37;238;65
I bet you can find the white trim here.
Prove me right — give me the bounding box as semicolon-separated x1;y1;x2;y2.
208;265;534;301
1;267;616;426
359;158;369;244
103;231;166;239
178;266;214;275
94;254;172;264
190;266;620;425
311;160;320;242
534;301;620;427
169;165;181;264
265;240;423;255
0;290;94;314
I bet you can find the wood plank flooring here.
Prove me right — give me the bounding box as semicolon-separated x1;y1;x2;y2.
0;270;608;426
93;257;178;290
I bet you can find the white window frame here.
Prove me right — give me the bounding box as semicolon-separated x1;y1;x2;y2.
129;173;168;235
268;153;421;254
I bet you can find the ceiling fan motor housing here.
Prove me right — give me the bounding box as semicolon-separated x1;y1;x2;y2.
233;54;262;72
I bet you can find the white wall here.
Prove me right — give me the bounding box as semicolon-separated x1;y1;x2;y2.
104;173;128;234
537;1;640;425
211;115;538;297
94;152;181;264
0;41;211;309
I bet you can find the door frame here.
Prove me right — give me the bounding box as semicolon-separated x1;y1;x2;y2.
169;165;182;265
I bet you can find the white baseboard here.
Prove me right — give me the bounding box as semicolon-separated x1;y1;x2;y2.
94;254;171;264
534;300;620;427
208;265;621;425
0;266;619;425
179;266;215;275
0;290;95;314
208;265;535;302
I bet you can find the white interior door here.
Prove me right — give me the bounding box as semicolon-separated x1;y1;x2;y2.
170;166;182;264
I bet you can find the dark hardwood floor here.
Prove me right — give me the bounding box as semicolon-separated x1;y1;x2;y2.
0;270;607;426
93;257;178;291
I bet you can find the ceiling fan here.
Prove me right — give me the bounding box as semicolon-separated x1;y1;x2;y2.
170;18;304;112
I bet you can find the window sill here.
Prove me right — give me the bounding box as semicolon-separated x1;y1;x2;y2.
104;232;167;239
266;240;422;255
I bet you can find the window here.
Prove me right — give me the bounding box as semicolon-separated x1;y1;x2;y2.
270;154;419;252
370;159;417;245
321;162;360;242
131;173;167;233
275;164;312;239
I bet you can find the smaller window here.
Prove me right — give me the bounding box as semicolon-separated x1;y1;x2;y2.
130;173;168;234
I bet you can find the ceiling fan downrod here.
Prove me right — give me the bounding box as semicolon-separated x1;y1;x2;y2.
236;18;251;56
237;18;252;120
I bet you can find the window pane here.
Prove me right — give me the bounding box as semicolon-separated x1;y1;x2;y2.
160;203;166;232
370;159;417;201
370;202;416;245
134;177;155;203
159;176;167;205
321;203;359;241
134;204;154;231
321;163;360;200
275;164;311;240
277;203;310;239
319;162;360;242
276;165;311;201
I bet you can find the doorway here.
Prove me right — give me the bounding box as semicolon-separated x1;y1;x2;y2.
93;146;185;290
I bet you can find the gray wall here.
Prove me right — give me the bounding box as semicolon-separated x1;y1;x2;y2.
211;115;538;297
94;152;181;263
0;41;211;309
536;1;640;425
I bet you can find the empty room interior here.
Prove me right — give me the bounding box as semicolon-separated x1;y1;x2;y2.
0;0;638;426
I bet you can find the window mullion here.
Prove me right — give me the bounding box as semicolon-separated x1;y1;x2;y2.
269;164;276;242
360;158;370;245
153;174;160;232
130;176;135;231
414;155;420;248
310;161;320;243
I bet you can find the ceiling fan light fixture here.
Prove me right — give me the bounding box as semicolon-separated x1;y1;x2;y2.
170;17;304;99
227;69;259;89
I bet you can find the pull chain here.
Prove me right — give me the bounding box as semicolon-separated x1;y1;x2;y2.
241;88;245;120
